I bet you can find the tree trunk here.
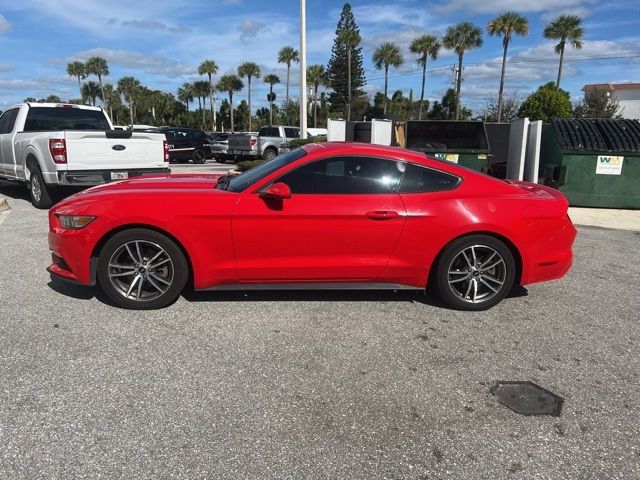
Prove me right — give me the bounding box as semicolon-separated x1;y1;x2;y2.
455;53;463;120
201;96;206;130
129;98;134;127
248;76;252;132
383;65;389;115
286;63;291;124
185;100;189;126
269;85;273;125
77;77;83;103
556;40;566;88
98;74;105;111
419;60;426;120
497;38;509;122
209;74;215;132
313;84;318;128
347;48;352;121
229;92;234;133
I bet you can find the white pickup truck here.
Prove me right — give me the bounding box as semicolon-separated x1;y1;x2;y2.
0;103;169;208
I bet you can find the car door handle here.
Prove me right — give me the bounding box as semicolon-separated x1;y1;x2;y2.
366;210;399;220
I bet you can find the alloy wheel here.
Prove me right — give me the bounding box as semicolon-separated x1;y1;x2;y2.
107;240;175;302
31;175;41;204
447;245;507;304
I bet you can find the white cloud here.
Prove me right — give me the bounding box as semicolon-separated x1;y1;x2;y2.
433;0;597;14
0;63;12;72
237;19;268;43
0;13;11;33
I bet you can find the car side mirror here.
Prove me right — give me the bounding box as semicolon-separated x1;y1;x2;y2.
259;182;291;200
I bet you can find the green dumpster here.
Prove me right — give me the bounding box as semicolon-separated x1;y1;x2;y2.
540;119;640;209
405;120;491;172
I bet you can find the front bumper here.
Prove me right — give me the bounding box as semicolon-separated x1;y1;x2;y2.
56;168;171;186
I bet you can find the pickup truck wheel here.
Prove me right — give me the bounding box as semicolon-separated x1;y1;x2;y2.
192;149;207;164
215;157;227;164
263;148;278;161
97;228;188;310
29;166;55;209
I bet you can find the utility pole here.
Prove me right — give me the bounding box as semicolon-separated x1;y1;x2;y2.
299;0;308;139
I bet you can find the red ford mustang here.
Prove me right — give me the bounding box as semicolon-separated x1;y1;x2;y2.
48;142;576;310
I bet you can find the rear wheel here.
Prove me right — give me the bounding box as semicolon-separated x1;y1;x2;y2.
262;148;277;161
97;229;188;310
434;235;515;311
29;165;55;209
215;156;227;164
192;148;207;164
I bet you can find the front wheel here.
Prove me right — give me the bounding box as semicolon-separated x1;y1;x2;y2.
97;228;189;310
29;165;55;209
434;235;516;311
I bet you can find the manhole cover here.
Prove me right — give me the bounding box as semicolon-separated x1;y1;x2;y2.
491;381;564;416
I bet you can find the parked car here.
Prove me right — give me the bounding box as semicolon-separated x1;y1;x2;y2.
228;125;299;161
207;132;230;163
0;103;169;208
152;127;213;164
48;142;576;311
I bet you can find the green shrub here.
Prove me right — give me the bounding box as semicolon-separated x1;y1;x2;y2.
285;136;326;149
236;160;264;172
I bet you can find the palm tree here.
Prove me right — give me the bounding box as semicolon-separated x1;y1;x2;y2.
409;34;441;120
543;15;584;89
102;84;120;123
81;80;101;106
193;80;210;130
487;12;528;122
198;59;219;131
117;76;141;126
216;75;243;133
85;56;109;110
372;42;404;116
306;65;326;128
66;61;86;102
443;22;483;120
177;83;194;126
338;29;361;121
277;46;299;122
237;62;261;131
263;74;281;125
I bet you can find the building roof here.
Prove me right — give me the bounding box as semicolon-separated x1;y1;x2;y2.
582;83;640;92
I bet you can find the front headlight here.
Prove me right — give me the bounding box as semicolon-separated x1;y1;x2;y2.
57;215;96;229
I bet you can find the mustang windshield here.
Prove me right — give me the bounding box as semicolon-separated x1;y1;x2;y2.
222;148;307;192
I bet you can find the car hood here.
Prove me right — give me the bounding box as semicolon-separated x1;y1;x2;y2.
54;173;230;210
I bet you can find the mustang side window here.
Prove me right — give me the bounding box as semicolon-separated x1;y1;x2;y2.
399;163;461;193
276;156;404;194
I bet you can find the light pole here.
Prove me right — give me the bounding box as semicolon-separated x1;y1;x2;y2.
299;0;308;139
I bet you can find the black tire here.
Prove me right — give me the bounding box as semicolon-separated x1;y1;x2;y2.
192;149;207;164
262;148;278;160
97;228;189;310
29;164;55;209
215;156;227;164
433;234;516;311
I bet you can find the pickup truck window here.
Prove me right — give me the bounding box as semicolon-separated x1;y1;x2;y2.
23;107;111;132
0;109;18;134
284;128;299;139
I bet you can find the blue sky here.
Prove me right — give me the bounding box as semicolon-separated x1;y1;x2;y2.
0;0;639;114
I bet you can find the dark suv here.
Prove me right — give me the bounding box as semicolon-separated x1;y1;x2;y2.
152;127;213;164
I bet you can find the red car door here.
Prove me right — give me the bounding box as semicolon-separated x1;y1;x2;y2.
232;156;407;282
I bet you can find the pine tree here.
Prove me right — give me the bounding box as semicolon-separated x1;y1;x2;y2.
327;3;366;119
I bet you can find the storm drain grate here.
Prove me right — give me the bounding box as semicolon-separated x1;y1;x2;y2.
491;381;564;417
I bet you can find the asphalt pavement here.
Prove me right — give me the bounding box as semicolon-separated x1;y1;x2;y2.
0;169;639;479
